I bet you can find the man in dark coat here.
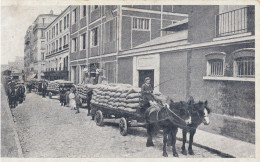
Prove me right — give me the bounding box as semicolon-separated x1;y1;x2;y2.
140;77;156;111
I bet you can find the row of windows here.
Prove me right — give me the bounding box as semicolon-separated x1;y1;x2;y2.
47;34;69;54
207;50;255;78
46;14;70;41
72;5;87;25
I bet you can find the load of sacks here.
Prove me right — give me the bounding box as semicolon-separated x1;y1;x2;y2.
47;80;74;92
47;81;60;92
75;84;98;99
90;84;142;113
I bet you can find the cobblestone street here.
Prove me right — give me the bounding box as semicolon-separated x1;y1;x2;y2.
11;92;222;158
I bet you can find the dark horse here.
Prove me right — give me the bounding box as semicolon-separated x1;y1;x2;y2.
145;97;191;157
181;97;210;155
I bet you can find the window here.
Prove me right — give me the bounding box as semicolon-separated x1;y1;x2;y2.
91;27;98;47
216;6;248;37
64;16;67;29
59;38;62;49
206;52;226;77
54;26;56;37
66;34;69;44
56;24;58;35
41;41;44;47
91;5;99;12
47;32;49;41
67;14;69;28
49;30;51;40
41;52;45;60
234;57;254;77
80;33;86;50
208;59;224;76
72;38;77;52
105;20;115;42
41;29;44;37
42;18;45;25
63;35;66;46
59;20;62;33
133;18;150;30
56;40;58;50
81;5;87;18
72;9;77;24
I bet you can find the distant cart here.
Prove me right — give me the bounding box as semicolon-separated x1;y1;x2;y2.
90;103;146;136
47;80;74;99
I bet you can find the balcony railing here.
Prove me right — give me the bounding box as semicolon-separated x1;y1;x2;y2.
215;7;253;37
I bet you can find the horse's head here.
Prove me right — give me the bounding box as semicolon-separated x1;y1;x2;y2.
165;98;191;126
189;100;210;125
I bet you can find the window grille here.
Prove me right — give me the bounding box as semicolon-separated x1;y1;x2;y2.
235;57;254;77
208;59;224;76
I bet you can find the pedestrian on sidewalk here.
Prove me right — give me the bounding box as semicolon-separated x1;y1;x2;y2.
69;88;76;110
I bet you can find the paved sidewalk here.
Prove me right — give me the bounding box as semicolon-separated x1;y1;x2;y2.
176;128;255;158
1;85;23;157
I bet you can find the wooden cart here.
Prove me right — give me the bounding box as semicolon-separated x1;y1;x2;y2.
90;103;146;136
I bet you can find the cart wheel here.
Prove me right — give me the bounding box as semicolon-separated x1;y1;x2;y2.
119;117;128;136
95;110;104;126
49;92;52;99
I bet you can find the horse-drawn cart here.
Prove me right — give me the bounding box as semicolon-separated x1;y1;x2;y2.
90;103;146;136
47;80;74;99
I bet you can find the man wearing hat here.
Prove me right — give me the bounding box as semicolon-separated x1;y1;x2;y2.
141;77;156;110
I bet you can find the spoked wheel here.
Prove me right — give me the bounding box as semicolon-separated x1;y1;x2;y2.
49;92;52;99
119;117;128;136
95;110;104;126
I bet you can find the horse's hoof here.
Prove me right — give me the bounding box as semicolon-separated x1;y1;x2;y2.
146;142;154;147
188;150;195;155
173;152;179;157
163;152;168;157
181;149;187;155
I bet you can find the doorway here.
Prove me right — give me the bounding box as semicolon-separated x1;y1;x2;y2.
138;70;154;88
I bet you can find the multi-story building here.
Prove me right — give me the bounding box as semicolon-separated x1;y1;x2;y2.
24;25;34;80
69;5;187;84
118;5;255;143
30;10;58;79
44;6;70;81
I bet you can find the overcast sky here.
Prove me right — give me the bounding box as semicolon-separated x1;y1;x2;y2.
1;5;67;65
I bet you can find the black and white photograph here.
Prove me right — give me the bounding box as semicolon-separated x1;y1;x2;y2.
1;1;258;160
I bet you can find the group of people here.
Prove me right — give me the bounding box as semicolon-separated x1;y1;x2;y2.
59;86;82;114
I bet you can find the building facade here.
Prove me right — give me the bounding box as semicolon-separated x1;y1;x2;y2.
26;11;58;80
118;5;255;143
44;6;70;81
69;5;187;84
24;25;34;80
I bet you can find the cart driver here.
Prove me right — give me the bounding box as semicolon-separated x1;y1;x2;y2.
141;77;157;109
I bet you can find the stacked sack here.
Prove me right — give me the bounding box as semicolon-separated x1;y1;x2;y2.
91;84;141;113
76;84;97;99
47;81;59;92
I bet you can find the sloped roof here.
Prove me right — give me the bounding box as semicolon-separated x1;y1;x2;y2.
135;29;188;49
161;18;188;31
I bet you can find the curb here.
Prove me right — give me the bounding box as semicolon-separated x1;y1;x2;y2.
175;137;235;158
2;87;24;158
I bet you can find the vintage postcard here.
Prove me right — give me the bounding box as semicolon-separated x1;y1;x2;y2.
1;0;259;162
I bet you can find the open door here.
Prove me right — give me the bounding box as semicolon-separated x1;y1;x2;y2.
138;70;154;88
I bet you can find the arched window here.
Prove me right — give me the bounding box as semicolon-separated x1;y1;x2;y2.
205;52;226;76
232;48;255;78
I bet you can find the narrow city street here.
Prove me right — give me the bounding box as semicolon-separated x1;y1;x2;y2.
10;92;222;158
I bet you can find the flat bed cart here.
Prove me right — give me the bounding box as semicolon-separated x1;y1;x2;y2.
90;103;146;136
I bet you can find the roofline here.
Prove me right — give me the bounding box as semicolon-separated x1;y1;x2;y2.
33;14;59;23
45;5;71;29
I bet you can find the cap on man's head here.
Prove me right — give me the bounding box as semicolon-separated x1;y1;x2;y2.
145;77;151;81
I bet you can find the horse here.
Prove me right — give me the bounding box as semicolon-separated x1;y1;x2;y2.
145;97;192;157
17;85;26;103
181;97;210;155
